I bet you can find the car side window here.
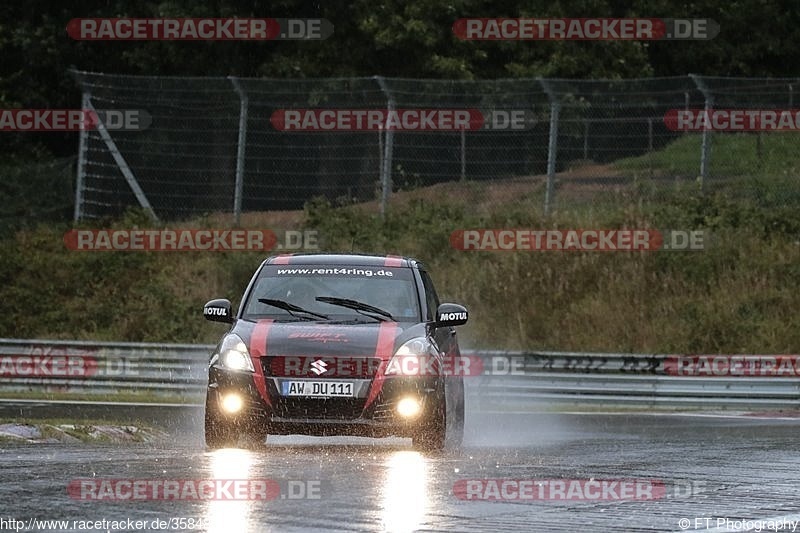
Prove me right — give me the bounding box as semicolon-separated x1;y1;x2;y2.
419;270;440;321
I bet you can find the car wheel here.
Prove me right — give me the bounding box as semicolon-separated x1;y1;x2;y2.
413;397;446;452
447;378;465;449
204;395;237;448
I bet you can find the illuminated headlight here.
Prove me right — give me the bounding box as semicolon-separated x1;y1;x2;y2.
213;334;255;372
396;397;421;418
385;337;435;376
221;393;243;413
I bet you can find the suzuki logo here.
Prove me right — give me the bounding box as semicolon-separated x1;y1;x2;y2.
310;359;328;375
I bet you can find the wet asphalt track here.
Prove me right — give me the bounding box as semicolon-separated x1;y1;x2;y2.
2;396;800;532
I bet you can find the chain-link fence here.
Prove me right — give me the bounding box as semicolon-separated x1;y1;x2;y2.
71;71;800;221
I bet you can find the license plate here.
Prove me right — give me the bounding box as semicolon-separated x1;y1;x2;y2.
281;380;354;398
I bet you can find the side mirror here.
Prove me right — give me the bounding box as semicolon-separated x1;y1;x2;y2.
204;299;233;323
435;303;468;327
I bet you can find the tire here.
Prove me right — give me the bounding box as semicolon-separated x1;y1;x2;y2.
413;397;446;452
448;380;465;449
204;395;237;449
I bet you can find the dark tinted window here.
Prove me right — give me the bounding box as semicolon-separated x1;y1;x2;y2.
242;265;421;322
419;270;440;321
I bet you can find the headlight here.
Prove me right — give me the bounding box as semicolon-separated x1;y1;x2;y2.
212;334;255;372
395;338;431;357
396;397;422;418
385;337;436;376
221;393;244;413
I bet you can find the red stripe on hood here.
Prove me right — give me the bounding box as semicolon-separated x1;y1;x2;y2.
250;319;274;406
363;321;399;409
384;255;403;267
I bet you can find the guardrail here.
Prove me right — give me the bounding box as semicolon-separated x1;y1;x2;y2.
1;339;798;409
0;338;213;398
470;351;800;409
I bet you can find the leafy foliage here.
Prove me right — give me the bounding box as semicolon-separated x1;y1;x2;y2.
2;0;799;159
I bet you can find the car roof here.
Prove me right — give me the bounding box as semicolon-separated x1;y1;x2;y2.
264;253;421;269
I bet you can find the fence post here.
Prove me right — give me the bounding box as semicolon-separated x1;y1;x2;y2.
74;92;90;221
84;99;158;221
229;77;248;226
460;128;466;181
378;124;384;186
690;74;713;191
648;117;654;178
583;120;589;160
539;78;560;215
375;76;395;220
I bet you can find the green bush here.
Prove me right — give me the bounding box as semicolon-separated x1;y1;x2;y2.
2;176;799;354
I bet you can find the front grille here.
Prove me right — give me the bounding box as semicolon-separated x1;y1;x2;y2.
271;397;366;420
262;356;381;378
372;398;397;422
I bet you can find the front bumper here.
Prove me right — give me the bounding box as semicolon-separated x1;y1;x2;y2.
207;365;441;438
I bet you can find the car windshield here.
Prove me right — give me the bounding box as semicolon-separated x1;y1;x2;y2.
242;264;421;322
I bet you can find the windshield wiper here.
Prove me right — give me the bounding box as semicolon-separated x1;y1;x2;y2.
315;296;394;322
257;298;329;321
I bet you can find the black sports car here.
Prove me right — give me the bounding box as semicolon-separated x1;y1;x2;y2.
202;253;468;451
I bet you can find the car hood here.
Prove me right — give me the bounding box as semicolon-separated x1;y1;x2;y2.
232;319;423;360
